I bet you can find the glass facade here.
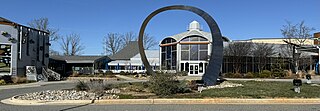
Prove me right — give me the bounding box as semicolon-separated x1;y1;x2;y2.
181;44;208;61
180;36;209;61
0;44;11;73
160;36;212;75
161;38;177;70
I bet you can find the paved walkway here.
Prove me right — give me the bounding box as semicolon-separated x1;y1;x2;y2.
115;75;142;81
0;81;74;90
178;76;320;83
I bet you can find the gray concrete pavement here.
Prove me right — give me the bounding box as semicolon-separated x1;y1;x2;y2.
1;104;320;111
1;79;320;111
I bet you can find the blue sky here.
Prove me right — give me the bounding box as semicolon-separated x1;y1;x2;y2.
1;0;319;55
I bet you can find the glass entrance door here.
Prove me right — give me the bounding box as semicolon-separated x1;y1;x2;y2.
189;64;199;75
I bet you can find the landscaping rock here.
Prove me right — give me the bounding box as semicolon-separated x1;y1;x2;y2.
105;88;121;94
16;90;96;101
15;89;122;101
205;81;243;89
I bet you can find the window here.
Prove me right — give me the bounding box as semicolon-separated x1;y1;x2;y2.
181;44;208;61
160;43;177;70
172;52;176;67
181;36;208;42
179;36;209;61
181;51;189;60
161;38;176;44
0;44;11;73
199;51;208;60
161;47;165;52
181;45;189;50
200;44;208;50
190;45;198;60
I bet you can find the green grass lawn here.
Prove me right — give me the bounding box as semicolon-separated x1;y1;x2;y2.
116;81;320;99
200;81;320;98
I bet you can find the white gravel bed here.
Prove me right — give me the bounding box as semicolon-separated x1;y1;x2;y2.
15;89;121;101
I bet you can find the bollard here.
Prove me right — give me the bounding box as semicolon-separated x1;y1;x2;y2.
293;79;302;93
306;74;312;84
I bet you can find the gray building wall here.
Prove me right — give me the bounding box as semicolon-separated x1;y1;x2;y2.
0;24;49;77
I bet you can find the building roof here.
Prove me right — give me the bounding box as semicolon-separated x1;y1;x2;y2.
109;41;139;60
163;21;230;43
0;17;14;23
50;55;110;63
233;38;314;45
131;50;159;59
108;50;160;66
0;17;49;33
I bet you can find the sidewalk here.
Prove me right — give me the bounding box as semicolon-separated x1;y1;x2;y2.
178;76;320;83
3;97;320;105
115;75;141;81
0;81;73;90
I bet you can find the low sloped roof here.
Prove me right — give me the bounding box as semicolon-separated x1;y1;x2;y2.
50;55;110;63
109;41;139;60
0;17;14;23
0;17;49;33
131;50;159;59
164;30;230;43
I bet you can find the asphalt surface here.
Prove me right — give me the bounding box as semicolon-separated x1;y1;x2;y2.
1;80;320;111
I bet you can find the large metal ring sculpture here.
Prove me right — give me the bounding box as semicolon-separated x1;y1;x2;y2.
138;5;223;85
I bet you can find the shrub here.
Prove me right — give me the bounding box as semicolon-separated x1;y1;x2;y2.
105;71;113;75
244;72;254;78
75;80;113;97
87;79;112;96
253;72;260;78
0;79;6;85
260;70;272;78
187;80;198;90
272;69;286;78
285;70;293;78
75;81;89;91
119;71;127;75
97;73;105;77
11;77;27;84
176;71;188;76
149;73;189;96
233;73;242;78
71;72;79;77
176;80;191;93
1;75;12;83
223;72;234;78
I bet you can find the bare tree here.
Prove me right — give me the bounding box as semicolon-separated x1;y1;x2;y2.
28;17;59;42
28;17;60;56
143;33;157;50
60;35;71;56
281;21;315;73
60;33;84;56
252;43;276;73
103;33;124;55
224;42;253;73
123;32;136;46
70;34;84;55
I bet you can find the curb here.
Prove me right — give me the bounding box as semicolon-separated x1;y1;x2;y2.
2;95;320;105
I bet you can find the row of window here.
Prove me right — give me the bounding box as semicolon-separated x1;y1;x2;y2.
181;44;208;61
161;36;208;44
